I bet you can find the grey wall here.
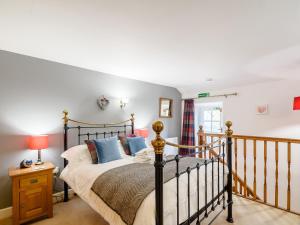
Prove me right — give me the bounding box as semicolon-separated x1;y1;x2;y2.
0;50;182;209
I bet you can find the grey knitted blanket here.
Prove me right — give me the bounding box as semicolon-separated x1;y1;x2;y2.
91;157;205;225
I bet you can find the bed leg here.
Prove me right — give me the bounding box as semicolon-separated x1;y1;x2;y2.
64;182;69;202
226;121;234;223
63;157;69;202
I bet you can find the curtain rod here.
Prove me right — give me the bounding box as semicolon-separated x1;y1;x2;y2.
182;92;238;101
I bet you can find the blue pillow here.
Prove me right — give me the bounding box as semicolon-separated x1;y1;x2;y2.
127;137;147;156
94;136;121;163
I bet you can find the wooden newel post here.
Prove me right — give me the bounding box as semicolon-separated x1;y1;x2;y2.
63;110;69;202
152;121;166;225
198;125;204;158
225;121;234;223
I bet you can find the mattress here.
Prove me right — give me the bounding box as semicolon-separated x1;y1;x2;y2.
60;157;228;225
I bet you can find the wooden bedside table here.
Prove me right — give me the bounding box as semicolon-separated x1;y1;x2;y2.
9;162;54;225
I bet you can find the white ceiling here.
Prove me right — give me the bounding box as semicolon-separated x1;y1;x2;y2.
1;1;300;94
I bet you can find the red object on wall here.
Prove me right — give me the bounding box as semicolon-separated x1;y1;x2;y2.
28;135;49;150
135;129;149;138
293;97;300;110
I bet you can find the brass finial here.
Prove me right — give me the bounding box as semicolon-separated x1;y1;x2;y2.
63;110;69;125
151;121;166;154
225;121;233;137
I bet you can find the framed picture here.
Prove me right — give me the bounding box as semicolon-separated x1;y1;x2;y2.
159;98;173;118
256;104;268;115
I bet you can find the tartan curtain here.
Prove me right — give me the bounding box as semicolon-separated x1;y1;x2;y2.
180;99;195;155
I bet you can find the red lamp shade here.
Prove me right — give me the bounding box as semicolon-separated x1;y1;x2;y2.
28;135;49;150
293;97;300;110
135;129;149;138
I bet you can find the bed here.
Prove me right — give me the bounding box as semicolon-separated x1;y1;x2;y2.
60;111;234;225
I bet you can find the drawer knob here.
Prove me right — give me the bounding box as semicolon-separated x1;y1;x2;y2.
30;179;38;184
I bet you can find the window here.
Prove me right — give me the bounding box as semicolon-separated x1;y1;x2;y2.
195;102;223;135
203;107;222;133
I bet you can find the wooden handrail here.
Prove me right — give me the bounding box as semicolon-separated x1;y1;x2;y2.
204;132;300;144
198;127;300;215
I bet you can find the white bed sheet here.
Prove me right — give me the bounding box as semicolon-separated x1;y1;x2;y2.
60;158;228;225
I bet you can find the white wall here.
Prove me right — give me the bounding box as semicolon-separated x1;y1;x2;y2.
183;79;300;138
182;79;300;213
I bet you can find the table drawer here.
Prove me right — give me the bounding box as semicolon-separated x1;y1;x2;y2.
20;175;47;188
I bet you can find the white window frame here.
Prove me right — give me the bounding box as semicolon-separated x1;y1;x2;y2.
203;107;223;133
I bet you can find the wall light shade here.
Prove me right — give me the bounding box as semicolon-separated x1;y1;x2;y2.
293;97;300;110
135;128;149;138
28;135;49;150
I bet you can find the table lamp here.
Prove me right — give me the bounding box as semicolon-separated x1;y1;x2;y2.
28;135;48;165
135;128;149;138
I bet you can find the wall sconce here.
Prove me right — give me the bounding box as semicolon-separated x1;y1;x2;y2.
120;98;129;109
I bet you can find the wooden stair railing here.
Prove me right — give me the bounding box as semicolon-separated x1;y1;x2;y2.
197;126;300;215
198;126;260;200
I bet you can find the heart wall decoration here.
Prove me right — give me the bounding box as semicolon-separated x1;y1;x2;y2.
97;96;110;110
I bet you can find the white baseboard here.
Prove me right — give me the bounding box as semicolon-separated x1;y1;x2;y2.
0;189;75;220
0;207;12;220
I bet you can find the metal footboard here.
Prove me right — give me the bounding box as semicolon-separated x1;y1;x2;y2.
152;121;234;225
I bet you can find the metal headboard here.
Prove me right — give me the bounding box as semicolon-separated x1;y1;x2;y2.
62;110;135;201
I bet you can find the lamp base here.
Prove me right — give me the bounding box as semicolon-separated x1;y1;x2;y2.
35;149;44;165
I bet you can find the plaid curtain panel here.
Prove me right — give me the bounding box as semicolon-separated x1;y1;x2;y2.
180;99;195;155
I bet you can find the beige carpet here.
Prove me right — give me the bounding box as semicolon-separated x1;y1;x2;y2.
1;196;299;225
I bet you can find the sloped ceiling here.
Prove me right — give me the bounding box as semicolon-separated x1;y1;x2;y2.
1;0;300;93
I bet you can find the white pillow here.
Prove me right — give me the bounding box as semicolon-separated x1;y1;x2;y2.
61;145;92;164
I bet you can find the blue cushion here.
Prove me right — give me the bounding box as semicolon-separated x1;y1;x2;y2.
127;137;147;156
94;136;121;163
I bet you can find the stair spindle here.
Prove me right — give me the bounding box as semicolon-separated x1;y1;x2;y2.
204;134;207;158
253;140;257;200
264;141;267;203
287;142;291;211
209;136;213;158
275;141;279;207
243;139;247;197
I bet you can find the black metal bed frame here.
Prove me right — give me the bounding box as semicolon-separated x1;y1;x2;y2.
62;111;233;225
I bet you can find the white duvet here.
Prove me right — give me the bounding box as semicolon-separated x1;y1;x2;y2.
60;157;228;225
